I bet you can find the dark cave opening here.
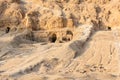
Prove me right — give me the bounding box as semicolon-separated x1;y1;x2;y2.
49;33;57;43
108;27;111;30
6;27;10;33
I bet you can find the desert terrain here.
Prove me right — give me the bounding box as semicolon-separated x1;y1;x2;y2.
0;0;120;80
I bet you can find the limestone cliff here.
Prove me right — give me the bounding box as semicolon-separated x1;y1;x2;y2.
0;0;120;31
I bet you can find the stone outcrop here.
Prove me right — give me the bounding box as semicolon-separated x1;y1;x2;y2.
0;0;24;30
0;0;120;80
1;0;120;31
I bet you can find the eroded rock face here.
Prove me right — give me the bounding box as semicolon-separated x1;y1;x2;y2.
1;0;120;33
0;0;120;43
1;0;120;80
46;16;64;29
0;1;7;15
7;0;21;3
0;0;25;31
21;0;114;32
1;0;120;30
24;11;40;31
1;0;120;43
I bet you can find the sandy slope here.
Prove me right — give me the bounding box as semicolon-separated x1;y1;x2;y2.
0;25;120;80
0;0;120;80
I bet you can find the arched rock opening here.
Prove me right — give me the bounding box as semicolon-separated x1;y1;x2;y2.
6;27;10;33
108;27;111;30
49;33;57;43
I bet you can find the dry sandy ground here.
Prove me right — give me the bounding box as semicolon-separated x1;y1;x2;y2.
1;0;120;80
0;25;120;80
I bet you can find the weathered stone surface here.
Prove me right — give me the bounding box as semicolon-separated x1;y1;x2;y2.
0;0;120;80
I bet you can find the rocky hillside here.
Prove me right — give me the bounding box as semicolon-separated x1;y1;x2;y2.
0;0;120;80
0;0;120;31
